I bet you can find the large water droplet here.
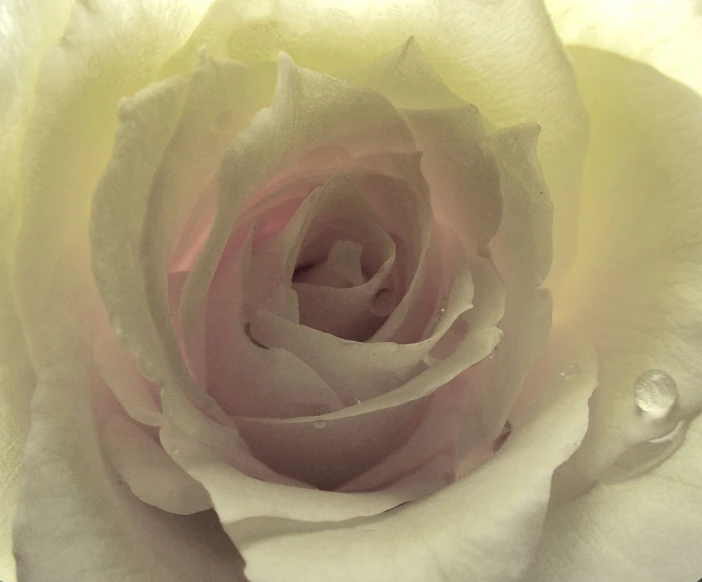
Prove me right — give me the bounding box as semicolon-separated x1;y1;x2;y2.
312;418;327;429
558;363;581;381
633;369;678;418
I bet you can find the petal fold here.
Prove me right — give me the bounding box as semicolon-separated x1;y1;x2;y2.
233;327;596;582
553;48;702;497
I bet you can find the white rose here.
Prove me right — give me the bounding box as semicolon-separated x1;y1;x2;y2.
1;1;701;582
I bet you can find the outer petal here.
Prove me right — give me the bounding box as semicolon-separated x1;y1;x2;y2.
91;54;276;421
552;48;702;497
1;4;72;579
164;0;588;282
0;0;72;260
544;0;702;97
474;125;554;444
0;265;34;582
12;359;244;582
231;328;596;582
522;415;702;582
14;0;217;364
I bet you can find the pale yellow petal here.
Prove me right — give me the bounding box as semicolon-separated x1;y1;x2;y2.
228;328;596;582
553;48;702;496
14;0;216;366
165;0;588;282
522;415;702;582
13;359;245;582
544;0;702;98
0;265;34;582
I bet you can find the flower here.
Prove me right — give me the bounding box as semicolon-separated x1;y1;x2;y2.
2;1;702;582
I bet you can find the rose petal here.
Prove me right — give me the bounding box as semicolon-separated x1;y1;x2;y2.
0;0;71;258
179;53;417;385
160;380;311;488
245;173;390;320
552;48;702;499
402;106;502;253
12;361;245;582
469;124;554;444
232;253;501;488
101;414;211;515
159;422;419;523
8;3;217;579
297;240;366;287
92;54;277;425
337;379;472;495
140;55;276;400
168;0;588;281
522;415;702;582
206;235;346;419
93;330;163;428
17;0;214;365
337;37;465;110
252;251;478;406
230;399;429;490
0;265;35;581
544;0;702;98
229;326;596;582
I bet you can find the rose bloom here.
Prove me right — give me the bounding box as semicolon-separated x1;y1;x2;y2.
1;0;702;581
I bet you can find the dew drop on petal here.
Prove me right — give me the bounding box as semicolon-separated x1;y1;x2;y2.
558;363;581;381
312;419;327;429
633;369;678;418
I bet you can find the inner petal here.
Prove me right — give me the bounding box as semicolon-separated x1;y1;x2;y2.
294;240;366;288
294;242;398;342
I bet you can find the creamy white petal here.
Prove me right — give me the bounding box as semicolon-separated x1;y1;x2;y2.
16;0;217;364
336;37;465;110
180;53;417;385
166;0;588;281
92;55;277;424
0;0;72;260
473;124;554;443
552;48;702;498
522;415;702;582
205;234;345;419
101;414;211;515
401;105;502;252
544;0;702;98
140;56;276;407
12;361;244;582
93;330;163;428
160;422;418;522
0;264;35;582
232;327;596;582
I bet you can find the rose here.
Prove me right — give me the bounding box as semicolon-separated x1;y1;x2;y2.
2;1;702;582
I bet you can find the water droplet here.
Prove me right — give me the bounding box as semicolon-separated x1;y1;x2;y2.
487;351;495;360
312;419;327;429
633;369;678;418
558;363;581;381
172;448;181;456
355;398;363;405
